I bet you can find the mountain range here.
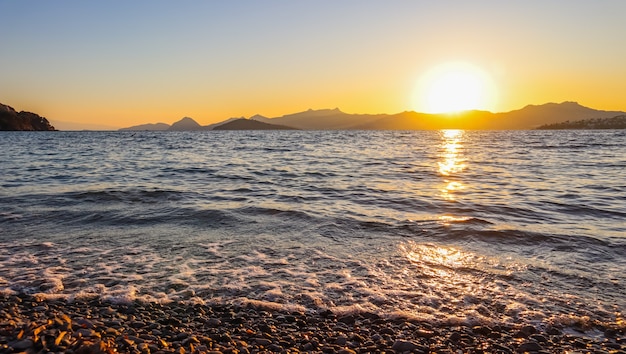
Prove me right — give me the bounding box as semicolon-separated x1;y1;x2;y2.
119;101;626;131
2;101;624;131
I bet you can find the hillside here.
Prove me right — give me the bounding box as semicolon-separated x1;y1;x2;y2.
253;108;385;130
212;118;298;130
489;101;625;129
168;117;205;131
536;115;626;129
0;103;56;131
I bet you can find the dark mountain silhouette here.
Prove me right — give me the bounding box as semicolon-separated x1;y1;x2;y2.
536;115;626;129
213;118;298;130
204;117;243;130
118;116;227;131
119;122;170;131
117;101;626;131
0;103;56;131
488;101;625;129
250;102;625;130
168;117;205;131
253;108;385;130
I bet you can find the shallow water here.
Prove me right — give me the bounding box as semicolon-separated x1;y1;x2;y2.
1;130;624;329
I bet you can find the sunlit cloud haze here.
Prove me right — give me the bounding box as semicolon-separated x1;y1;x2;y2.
1;1;625;127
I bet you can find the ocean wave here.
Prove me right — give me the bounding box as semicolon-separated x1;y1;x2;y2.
1;130;624;331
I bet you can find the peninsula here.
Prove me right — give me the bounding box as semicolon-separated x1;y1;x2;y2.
536;115;626;129
0;103;56;131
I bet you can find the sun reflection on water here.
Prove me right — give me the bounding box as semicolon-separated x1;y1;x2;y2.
441;181;465;201
400;242;477;279
438;215;472;226
438;129;467;202
438;129;466;176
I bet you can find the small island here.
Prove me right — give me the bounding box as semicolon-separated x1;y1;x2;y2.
536;115;626;129
0;103;56;131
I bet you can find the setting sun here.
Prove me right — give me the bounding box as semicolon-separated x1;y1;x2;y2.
414;62;498;114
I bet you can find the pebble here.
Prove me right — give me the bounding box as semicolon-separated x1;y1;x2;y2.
9;339;34;350
75;328;99;338
517;341;543;352
415;328;436;338
76;318;95;328
254;337;272;346
335;335;348;346
530;333;548;343
338;349;357;354
520;325;537;336
391;339;419;352
448;331;462;342
0;293;623;354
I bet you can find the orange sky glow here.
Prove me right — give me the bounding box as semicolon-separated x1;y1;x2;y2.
1;1;625;129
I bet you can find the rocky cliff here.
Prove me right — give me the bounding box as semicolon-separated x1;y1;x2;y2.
0;103;56;131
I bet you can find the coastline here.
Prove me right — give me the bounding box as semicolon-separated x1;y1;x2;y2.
1;294;623;353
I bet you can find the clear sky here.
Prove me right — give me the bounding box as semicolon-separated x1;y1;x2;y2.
2;1;625;128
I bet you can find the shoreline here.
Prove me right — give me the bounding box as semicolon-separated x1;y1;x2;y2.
1;294;623;353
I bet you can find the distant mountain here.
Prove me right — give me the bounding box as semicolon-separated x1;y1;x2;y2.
117;102;626;131
168;117;205;131
0;103;56;131
265;102;624;130
118;116;241;131
536;115;626;129
204;117;243;130
300;102;626;130
119;122;170;131
213;118;298;130
488;101;625;129
253;108;385;130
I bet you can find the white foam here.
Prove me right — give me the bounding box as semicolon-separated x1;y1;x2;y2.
0;236;621;329
236;298;306;313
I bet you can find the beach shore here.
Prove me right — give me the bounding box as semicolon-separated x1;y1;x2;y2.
0;294;623;353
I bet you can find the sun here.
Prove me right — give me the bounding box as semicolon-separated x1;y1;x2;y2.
413;62;497;114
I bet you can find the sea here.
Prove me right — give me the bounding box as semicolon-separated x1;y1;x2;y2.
1;130;624;331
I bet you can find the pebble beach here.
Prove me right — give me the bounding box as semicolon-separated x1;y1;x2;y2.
1;294;624;354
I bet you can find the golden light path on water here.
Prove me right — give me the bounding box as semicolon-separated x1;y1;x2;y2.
438;129;467;203
396;129;520;324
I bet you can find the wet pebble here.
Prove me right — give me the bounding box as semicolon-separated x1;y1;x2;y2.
517;341;543;352
9;339;34;350
0;293;623;354
391;339;420;352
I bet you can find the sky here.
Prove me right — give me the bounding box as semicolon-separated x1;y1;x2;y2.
1;1;626;128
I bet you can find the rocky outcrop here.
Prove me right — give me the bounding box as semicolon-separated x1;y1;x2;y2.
0;103;56;131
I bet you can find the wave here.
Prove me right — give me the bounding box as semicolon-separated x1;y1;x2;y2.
1;130;625;331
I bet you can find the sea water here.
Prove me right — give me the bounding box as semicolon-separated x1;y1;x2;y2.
1;130;624;330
